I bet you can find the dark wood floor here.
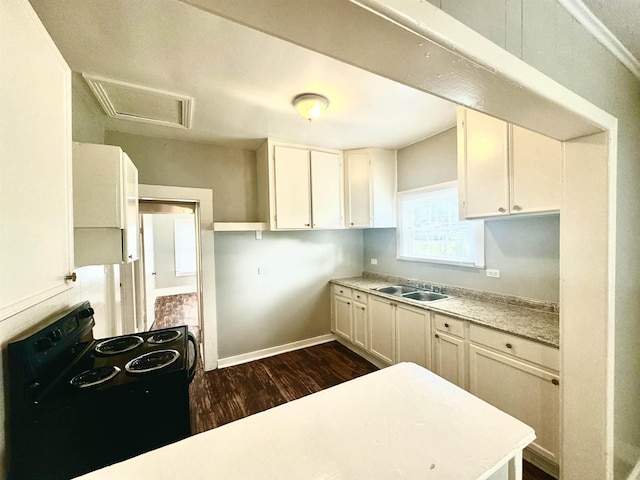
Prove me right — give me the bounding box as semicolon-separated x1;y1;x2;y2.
155;294;554;480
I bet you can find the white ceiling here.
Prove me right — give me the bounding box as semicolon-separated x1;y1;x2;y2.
28;0;457;151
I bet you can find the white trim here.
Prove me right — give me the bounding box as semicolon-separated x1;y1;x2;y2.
139;184;218;371
627;459;640;480
82;73;194;129
155;286;197;297
335;337;390;370
556;0;640;81
218;334;336;369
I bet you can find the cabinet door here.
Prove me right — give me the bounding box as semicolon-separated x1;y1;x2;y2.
368;296;395;364
0;0;74;320
469;344;559;464
396;305;430;369
510;125;562;214
346;152;371;227
458;108;509;218
274;146;311;229
433;331;466;389
123;153;139;262
333;295;352;340
310;151;343;229
352;300;368;350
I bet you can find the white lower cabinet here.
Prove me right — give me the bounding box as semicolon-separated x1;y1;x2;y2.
368;296;396;364
469;325;560;466
469;345;559;464
433;330;466;389
352;299;368;350
396;304;430;369
333;294;352;340
329;286;560;469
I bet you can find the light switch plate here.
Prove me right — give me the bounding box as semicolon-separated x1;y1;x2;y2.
371;258;378;265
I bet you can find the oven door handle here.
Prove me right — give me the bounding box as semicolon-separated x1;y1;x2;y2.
187;331;198;384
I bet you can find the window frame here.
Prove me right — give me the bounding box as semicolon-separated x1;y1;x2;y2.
396;181;485;268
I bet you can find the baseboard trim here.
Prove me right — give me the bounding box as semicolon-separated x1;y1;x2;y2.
627;458;640;480
218;334;337;369
523;448;559;479
334;337;390;370
155;286;196;297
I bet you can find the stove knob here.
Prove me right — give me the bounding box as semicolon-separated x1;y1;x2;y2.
36;337;53;352
79;307;94;318
48;328;63;342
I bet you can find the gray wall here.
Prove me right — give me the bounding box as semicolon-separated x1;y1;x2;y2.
427;0;640;476
214;229;363;358
368;127;560;303
152;214;197;291
72;76;104;144
105;131;258;222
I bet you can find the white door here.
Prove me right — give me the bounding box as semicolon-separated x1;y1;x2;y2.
368;296;395;364
142;214;156;330
333;295;352;340
510;125;562;214
310;151;343;228
460;108;510;218
346;152;371;227
396;305;430;369
352;300;367;350
433;331;466;389
274;145;311;229
469;344;560;464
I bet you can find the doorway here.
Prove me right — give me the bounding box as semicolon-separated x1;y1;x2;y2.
139;200;201;343
137;184;218;372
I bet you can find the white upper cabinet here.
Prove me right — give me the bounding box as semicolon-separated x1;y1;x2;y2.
345;148;396;228
257;140;344;230
457;107;562;219
274;145;312;229
73;143;139;266
310;151;344;229
510;125;562;214
0;0;75;320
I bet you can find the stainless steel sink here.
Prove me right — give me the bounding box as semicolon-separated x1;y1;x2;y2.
372;285;418;295
401;291;451;302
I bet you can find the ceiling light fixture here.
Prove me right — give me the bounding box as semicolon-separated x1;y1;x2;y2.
292;93;329;121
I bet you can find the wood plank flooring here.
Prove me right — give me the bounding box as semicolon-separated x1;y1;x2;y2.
154;294;554;479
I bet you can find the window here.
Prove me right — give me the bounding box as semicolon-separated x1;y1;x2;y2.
174;217;196;276
397;181;485;267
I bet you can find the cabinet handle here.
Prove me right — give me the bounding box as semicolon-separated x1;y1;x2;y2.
435;334;440;339
128;255;133;259
506;343;512;349
360;306;366;310
339;290;344;294
304;223;310;227
347;302;351;305
65;272;77;282
513;205;522;211
551;379;559;386
498;207;506;213
350;222;354;226
444;323;449;328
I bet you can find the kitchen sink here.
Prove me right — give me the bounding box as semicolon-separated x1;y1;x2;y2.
402;291;451;302
372;285;418;295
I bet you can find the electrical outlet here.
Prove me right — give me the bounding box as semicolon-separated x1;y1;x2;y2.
371;258;378;265
486;269;500;278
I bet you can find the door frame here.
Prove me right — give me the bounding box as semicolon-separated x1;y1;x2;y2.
138;184;218;371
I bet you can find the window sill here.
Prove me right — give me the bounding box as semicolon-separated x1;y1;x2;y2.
396;255;484;269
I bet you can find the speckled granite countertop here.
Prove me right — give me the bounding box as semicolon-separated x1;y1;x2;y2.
331;275;559;348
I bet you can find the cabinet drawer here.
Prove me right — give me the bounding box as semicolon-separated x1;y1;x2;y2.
434;314;464;338
333;285;352;298
469;324;559;371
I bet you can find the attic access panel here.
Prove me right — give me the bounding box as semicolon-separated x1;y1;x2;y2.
83;74;193;129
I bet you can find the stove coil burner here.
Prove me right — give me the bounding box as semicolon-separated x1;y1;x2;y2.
147;330;182;344
95;335;143;355
70;366;121;389
125;349;180;374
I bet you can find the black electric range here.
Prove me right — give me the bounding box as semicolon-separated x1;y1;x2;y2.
7;301;197;480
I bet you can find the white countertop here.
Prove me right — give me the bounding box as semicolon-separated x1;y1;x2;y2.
78;363;535;480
